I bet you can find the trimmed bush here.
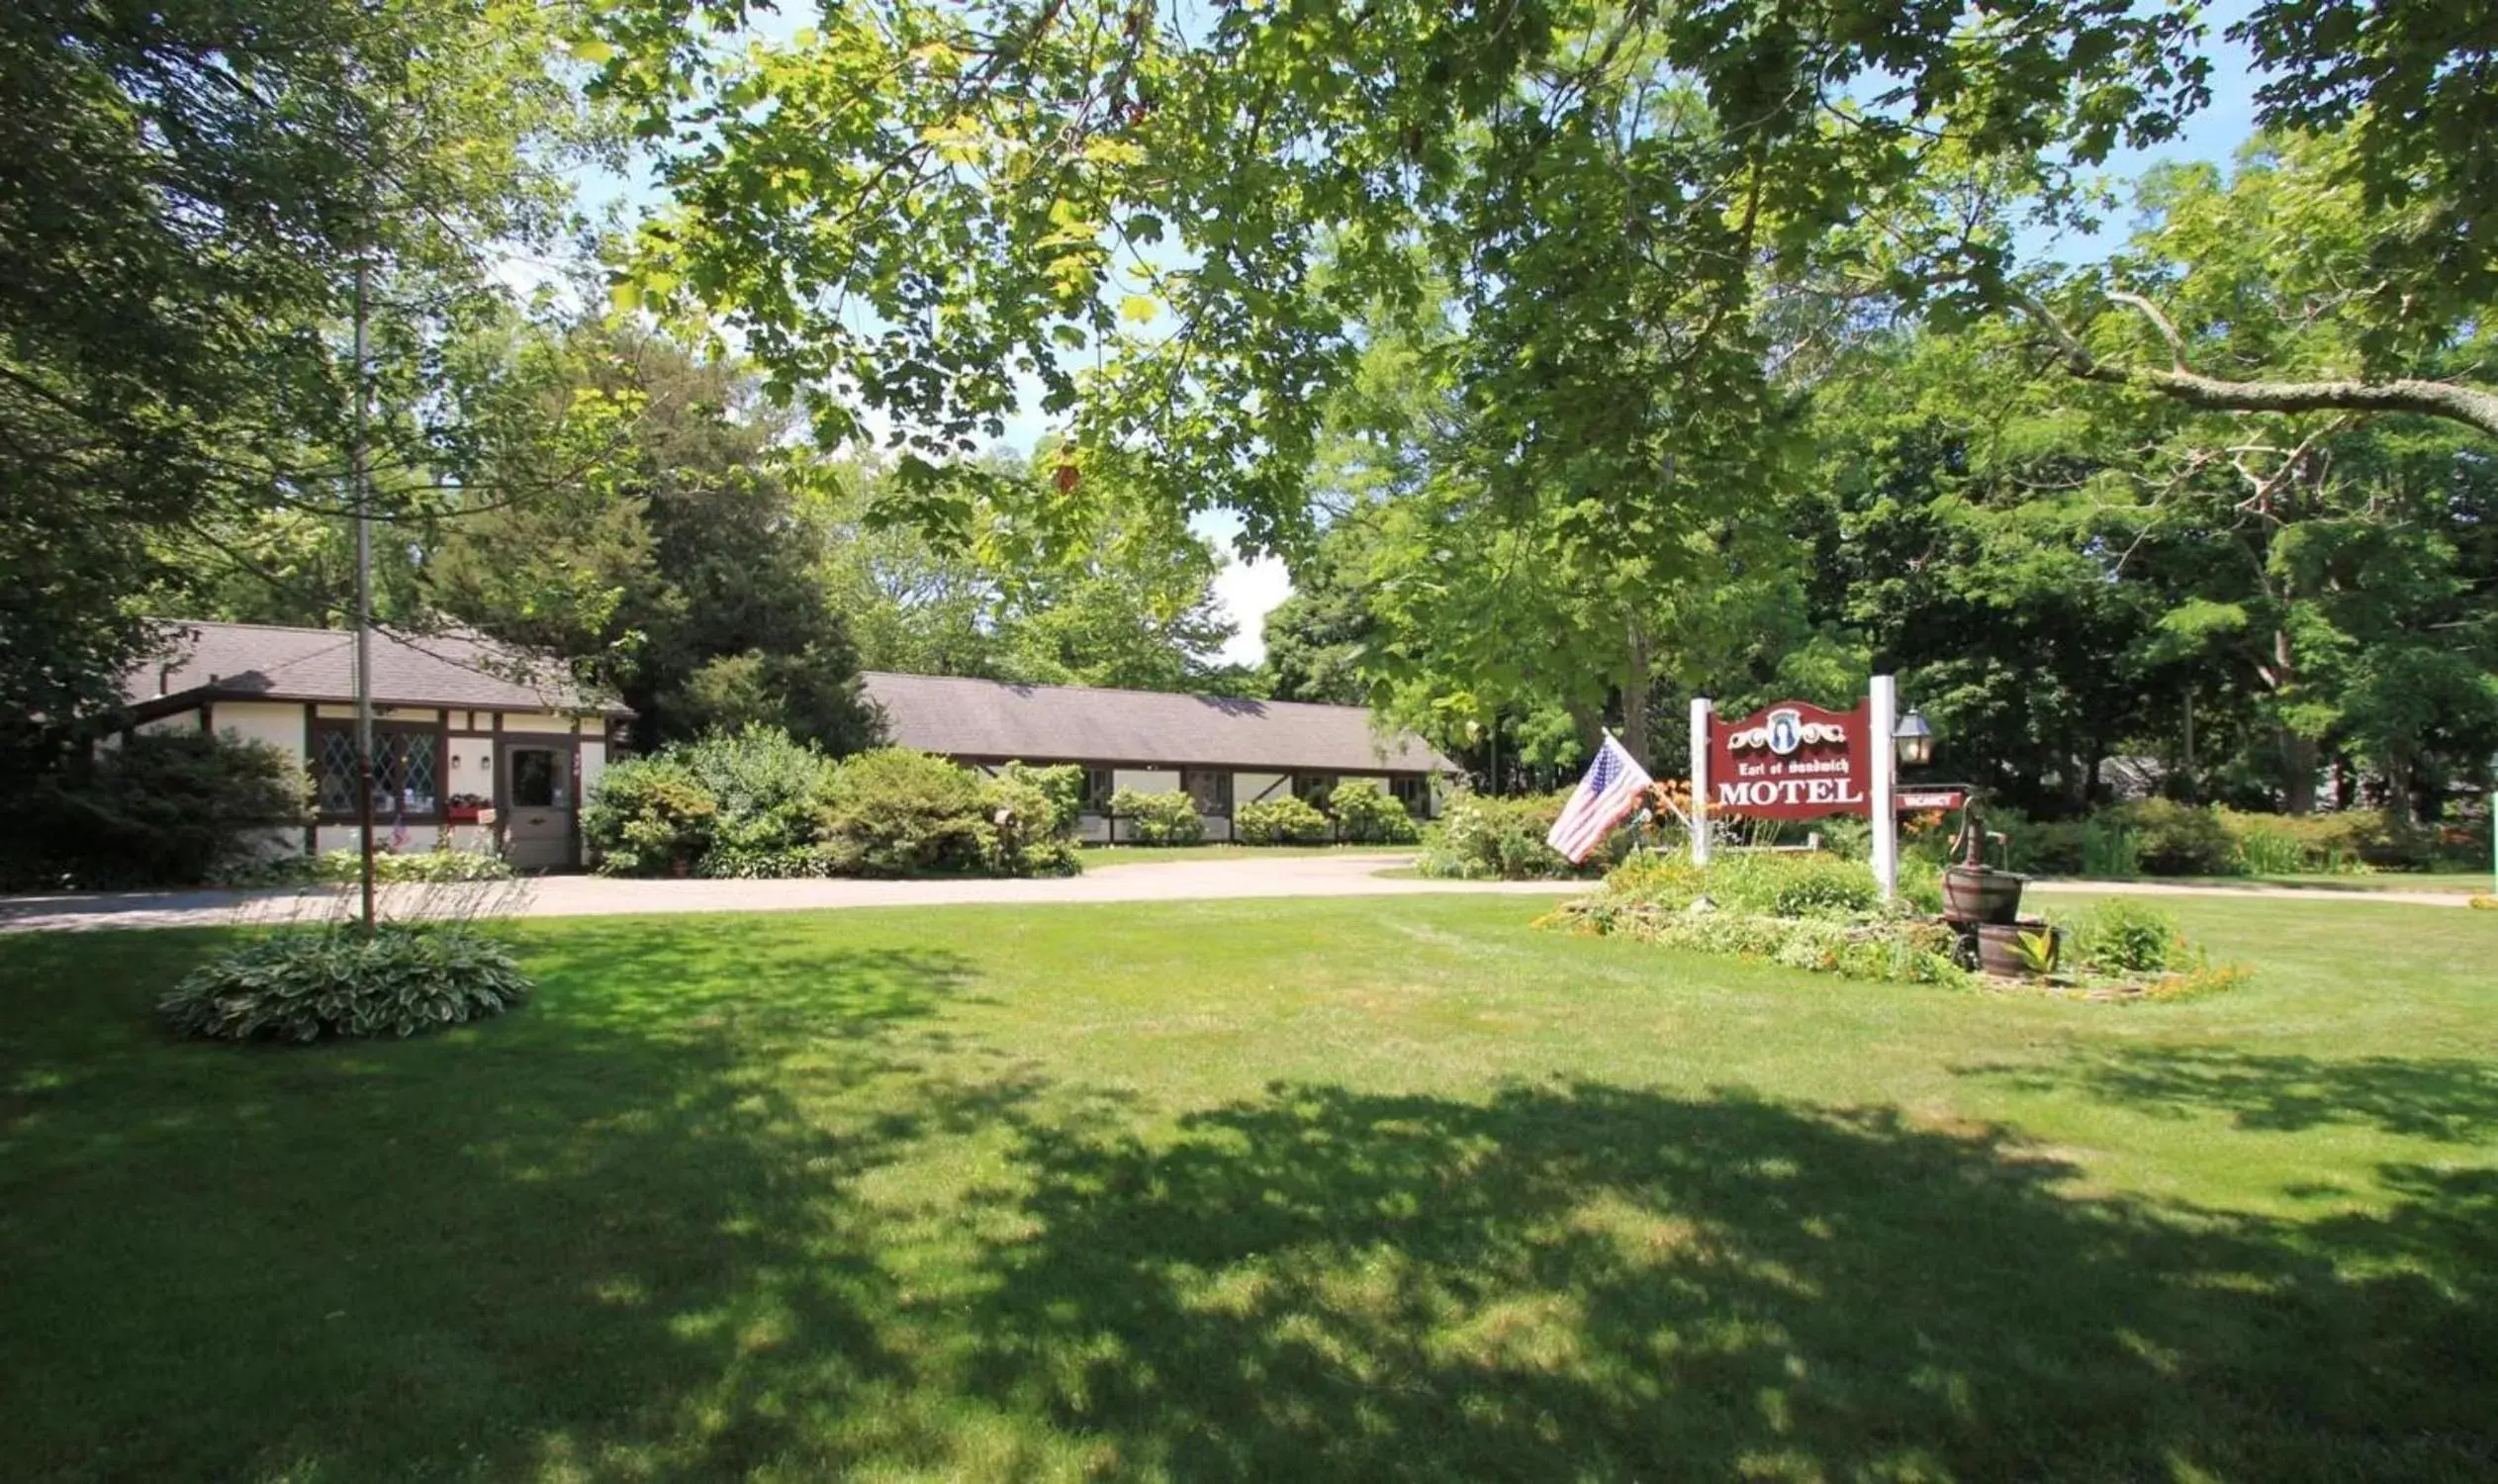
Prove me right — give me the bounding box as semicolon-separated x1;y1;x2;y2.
1;732;308;890
1110;788;1205;846
1237;794;1332;845
981;773;1081;877
817;747;994;875
2065;899;2184;976
1329;780;1421;845
582;755;718;876
2103;799;2235;876
319;848;513;883
695;844;849;879
160;924;530;1043
679;727;838;854
997;762;1085;836
1420;791;1617;880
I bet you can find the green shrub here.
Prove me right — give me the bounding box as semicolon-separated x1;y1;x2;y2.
1236;794;1332;845
1328;780;1420;844
2103;799;2235;876
817;747;995;875
2080;819;2142;879
2065;899;2185;976
997;762;1085;836
679;727;839;854
980;773;1081;877
315;848;513;883
694;844;849;879
1;732;308;890
2214;807;2433;874
1419;791;1614;880
1601;851;1886;920
582;756;719;876
160;924;530;1043
1110;788;1205;846
1545;898;1970;986
2232;827;2307;876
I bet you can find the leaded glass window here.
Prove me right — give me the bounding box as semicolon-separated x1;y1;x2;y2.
310;726;440;819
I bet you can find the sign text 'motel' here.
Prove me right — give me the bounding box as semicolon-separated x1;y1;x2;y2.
1690;678;1905;899
1705;699;1872;820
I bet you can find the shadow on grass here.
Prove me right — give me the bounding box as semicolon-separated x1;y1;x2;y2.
2;927;2492;1480
1964;1045;2498;1143
0;921;1047;1481
963;1080;2496;1481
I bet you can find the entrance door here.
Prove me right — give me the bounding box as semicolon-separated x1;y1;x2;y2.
503;744;574;870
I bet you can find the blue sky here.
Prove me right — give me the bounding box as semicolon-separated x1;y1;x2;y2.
571;4;2266;664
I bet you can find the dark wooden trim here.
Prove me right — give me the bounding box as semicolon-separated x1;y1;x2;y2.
302;701;319;855
198;704;214;735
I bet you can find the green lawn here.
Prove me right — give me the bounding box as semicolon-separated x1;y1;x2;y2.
3;894;2494;1481
1079;841;1415;867
2043;870;2491;895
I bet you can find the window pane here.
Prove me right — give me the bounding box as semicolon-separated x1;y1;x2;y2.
510;750;558;808
317;729;358;814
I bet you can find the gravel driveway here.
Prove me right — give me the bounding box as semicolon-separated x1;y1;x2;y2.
0;854;1578;933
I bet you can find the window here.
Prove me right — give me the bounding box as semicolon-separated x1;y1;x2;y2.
1182;769;1233;815
1294;773;1338;810
1082;767;1116;813
509;747;568;808
1391;774;1431;816
312;724;439;820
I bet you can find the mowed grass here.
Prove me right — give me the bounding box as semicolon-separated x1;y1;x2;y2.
2;894;2494;1482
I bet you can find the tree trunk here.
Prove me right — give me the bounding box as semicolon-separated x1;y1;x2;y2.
2382;749;2416;828
1563;699;1602;774
2280;730;2320;815
1620;618;1654;770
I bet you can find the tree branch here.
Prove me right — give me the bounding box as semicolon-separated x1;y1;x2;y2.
2011;291;2498;440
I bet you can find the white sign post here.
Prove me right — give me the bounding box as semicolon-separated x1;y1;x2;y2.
1869;674;1898;901
1689;696;1712;866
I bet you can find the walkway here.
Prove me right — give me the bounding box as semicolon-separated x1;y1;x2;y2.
0;855;1574;933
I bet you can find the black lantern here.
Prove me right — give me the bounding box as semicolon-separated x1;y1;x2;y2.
1893;706;1934;769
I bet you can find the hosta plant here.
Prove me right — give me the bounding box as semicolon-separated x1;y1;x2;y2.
161;924;532;1043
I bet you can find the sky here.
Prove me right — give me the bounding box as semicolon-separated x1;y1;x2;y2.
569;3;2265;668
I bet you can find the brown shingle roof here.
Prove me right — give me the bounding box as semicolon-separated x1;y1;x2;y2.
862;671;1455;774
128;620;631;717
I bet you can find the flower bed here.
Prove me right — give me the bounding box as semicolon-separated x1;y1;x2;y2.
1545;853;2249;1000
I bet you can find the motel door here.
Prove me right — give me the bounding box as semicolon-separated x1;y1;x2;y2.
502;743;576;870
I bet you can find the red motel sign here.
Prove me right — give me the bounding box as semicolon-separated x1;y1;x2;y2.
1706;699;1871;820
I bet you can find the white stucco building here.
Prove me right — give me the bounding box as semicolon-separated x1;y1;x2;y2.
121;620;632;870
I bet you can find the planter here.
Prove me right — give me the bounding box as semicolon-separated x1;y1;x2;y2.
445;804;483;823
1976;919;2061;978
1942;865;2027;925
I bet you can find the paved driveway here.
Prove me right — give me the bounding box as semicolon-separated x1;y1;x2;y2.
0;855;1578;933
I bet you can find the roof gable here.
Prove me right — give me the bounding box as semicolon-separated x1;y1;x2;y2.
861;671;1454;774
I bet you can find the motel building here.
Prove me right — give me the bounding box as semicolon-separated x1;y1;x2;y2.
861;671;1458;843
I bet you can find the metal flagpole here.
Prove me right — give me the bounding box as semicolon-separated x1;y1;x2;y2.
352;255;377;935
1689;696;1712;866
1870;674;1898;901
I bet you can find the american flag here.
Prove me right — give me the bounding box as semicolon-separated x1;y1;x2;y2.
1546;735;1653;864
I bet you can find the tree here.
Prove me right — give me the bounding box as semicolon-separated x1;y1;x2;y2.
603;0;2206;553
427;322;878;753
0;0;600;768
809;453;1242;694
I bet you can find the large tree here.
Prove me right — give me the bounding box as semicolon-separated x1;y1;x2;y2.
0;0;600;768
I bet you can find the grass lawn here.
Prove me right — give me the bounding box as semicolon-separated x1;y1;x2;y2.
2043;870;2491;895
3;893;2494;1481
1079;842;1415;867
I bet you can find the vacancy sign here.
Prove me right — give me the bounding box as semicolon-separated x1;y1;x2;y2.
1705;699;1873;819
